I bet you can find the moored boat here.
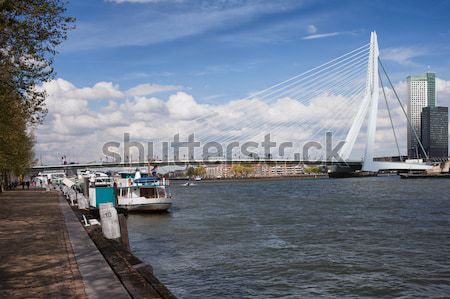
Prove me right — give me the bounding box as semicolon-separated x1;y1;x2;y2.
116;170;172;212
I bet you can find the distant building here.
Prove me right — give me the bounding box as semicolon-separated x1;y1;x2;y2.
421;106;448;160
204;163;306;178
253;163;304;177
205;164;232;178
407;72;436;158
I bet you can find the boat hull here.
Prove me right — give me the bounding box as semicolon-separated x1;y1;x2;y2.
120;202;172;212
118;196;172;212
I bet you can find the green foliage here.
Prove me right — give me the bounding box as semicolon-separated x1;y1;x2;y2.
186;167;195;178
0;0;75;124
195;166;206;177
231;164;253;177
0;0;74;188
186;166;206;178
304;166;321;174
0;88;35;185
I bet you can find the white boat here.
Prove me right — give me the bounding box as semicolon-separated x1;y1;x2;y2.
92;176;114;187
116;170;172;212
35;171;66;185
78;169;109;181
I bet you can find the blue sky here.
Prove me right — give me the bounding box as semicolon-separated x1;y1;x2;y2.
36;0;450;163
56;0;450;104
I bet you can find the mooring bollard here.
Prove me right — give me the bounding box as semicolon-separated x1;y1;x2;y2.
118;213;130;251
69;190;76;206
77;193;88;210
99;203;121;239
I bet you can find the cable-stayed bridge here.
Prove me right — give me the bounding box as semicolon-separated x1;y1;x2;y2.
32;32;432;174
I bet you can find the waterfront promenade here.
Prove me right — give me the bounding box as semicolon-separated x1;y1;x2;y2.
0;190;131;298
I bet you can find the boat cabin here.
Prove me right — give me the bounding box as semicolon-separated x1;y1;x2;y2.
118;185;168;199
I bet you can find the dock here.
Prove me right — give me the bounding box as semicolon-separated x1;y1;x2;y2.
0;189;175;299
400;173;450;179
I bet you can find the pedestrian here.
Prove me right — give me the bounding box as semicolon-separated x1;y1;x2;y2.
26;181;30;190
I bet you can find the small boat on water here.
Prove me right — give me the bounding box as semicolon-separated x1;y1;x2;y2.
116;170;172;212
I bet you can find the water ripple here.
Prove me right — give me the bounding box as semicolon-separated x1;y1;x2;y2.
128;177;450;298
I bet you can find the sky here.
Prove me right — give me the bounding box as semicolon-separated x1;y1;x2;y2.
36;0;450;164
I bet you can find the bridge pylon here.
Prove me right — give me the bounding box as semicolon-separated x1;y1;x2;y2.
339;32;431;172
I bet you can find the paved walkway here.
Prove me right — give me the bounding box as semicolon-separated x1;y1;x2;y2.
58;194;130;299
0;190;130;299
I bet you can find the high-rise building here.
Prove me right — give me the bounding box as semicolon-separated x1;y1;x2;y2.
407;72;436;158
421;106;448;160
426;72;436;107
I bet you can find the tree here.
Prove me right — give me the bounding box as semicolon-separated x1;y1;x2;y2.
304;166;321;174
0;0;74;189
186;167;196;178
231;164;253;177
195;166;206;177
0;87;35;188
185;166;207;178
1;0;75;124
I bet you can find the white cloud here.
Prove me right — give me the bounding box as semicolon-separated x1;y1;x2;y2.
436;78;450;107
307;25;317;34
167;92;210;120
302;31;358;40
80;82;125;100
126;83;180;96
42;78;124;102
35;77;450;164
380;47;428;66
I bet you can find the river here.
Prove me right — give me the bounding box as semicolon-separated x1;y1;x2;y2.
128;177;450;298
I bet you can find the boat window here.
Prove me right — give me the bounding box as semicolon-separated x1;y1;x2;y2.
156;187;166;198
140;187;156;198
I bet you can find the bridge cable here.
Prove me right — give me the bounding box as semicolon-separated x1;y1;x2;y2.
214;62;368;144
243;43;369;101
378;67;403;161
201;56;363;146
272;49;369;100
205;52;369;144
378;58;429;161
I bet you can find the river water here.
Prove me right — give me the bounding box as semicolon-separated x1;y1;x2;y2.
128;177;450;298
